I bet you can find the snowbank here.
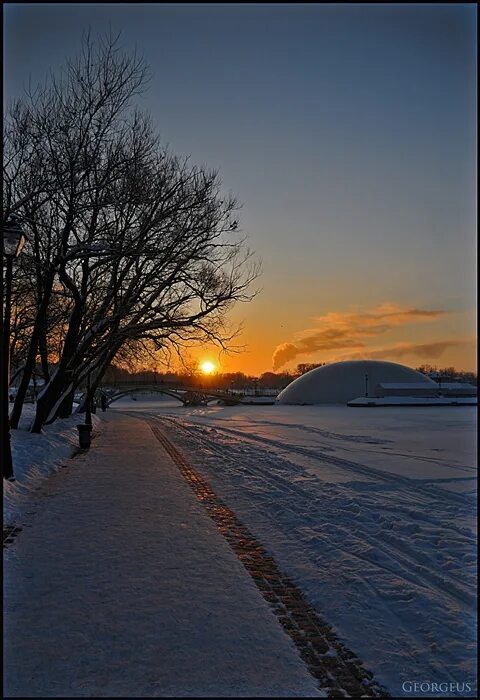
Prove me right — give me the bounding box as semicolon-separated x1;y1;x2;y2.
348;395;477;406
4;404;101;526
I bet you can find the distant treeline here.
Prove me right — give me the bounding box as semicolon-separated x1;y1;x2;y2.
102;361;477;390
414;364;477;384
102;365;295;391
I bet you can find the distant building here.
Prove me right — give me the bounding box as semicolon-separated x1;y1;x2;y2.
374;382;439;398
277;360;437;405
435;382;477;398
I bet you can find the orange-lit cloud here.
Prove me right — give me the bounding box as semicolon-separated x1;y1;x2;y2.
272;303;446;370
334;339;475;362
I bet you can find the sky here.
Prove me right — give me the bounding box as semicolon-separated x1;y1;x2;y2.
4;3;477;374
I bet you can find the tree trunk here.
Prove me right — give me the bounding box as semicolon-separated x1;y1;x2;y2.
30;367;68;432
10;269;55;429
38;321;50;382
31;294;84;432
57;386;75;418
76;344;121;413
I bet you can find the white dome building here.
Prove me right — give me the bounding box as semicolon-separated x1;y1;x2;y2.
277;360;437;405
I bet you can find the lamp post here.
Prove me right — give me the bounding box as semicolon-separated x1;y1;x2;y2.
1;216;26;480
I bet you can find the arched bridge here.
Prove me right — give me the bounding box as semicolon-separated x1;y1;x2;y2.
98;384;244;407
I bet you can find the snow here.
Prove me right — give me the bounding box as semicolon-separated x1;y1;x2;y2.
376;382;439;389
239;396;276;405
347;396;477;406
4;413;321;698
4;404;101;527
114;397;477;696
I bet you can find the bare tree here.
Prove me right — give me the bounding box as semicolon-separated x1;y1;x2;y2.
4;31;259;433
5;30;150;427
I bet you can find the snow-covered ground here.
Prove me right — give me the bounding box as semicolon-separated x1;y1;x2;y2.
4;404;101;527
113;396;477;696
4;413;321;698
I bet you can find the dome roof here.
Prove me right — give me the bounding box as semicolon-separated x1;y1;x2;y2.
277;360;436;405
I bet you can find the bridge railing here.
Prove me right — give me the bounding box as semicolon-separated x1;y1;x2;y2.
99;382;278;396
98;384;279;407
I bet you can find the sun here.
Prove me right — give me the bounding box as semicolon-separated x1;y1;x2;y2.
199;360;216;375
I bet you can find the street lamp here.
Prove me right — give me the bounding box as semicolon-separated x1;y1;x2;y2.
1;216;26;480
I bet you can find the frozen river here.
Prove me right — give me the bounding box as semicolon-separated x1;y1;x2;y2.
114;397;477;696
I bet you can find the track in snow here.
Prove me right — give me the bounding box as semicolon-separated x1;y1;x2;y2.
142;412;477;695
148;418;388;698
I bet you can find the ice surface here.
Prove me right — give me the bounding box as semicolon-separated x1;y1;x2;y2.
114;398;477;696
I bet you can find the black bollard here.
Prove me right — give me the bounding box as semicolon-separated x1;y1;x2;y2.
77;424;92;449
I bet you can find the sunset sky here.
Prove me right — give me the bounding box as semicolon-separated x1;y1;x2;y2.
5;3;477;374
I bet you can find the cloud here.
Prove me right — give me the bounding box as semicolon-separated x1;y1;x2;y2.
273;337;365;370
272;303;446;370
337;339;475;362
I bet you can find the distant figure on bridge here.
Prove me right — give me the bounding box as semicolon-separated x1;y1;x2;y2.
100;393;108;412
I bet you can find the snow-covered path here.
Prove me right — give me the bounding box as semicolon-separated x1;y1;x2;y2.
121;400;477;697
4;413;320;698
